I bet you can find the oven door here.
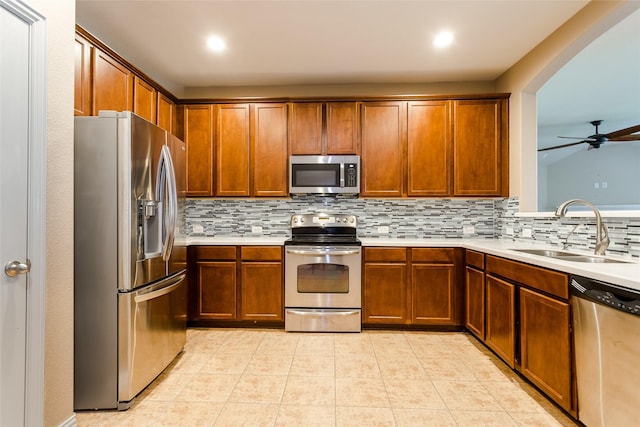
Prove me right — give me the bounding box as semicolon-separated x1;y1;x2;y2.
285;246;361;308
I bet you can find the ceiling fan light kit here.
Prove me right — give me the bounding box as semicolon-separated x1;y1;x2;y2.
539;120;640;152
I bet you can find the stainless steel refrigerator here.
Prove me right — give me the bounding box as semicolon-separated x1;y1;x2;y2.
74;111;187;410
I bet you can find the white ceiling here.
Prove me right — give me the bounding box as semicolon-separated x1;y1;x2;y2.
76;0;590;91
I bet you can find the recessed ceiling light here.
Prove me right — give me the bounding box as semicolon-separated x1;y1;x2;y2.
433;31;454;48
206;35;226;53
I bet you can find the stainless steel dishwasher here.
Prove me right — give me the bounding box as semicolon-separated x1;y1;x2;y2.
570;275;640;427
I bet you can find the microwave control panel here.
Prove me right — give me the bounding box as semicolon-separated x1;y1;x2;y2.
345;163;358;187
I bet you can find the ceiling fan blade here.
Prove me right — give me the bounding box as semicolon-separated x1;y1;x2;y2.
605;124;640;139
538;140;588;152
557;136;593;140
608;134;640;142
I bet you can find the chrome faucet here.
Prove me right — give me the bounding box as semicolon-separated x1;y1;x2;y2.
555;199;610;255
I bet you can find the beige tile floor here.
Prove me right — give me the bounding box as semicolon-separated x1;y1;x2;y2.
76;329;578;427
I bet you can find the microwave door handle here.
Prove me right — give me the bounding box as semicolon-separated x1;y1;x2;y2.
339;163;345;187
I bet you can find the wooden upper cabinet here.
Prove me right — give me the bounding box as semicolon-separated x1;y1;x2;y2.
157;93;175;134
453;99;508;196
133;76;157;123
184;105;214;197
216;104;251;196
289;102;359;155
251;103;288;197
326;102;359;154
74;33;92;116
407;100;452;196
289;102;323;154
92;47;133;114
360;101;406;197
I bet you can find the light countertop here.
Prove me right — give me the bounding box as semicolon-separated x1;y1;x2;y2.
185;236;640;292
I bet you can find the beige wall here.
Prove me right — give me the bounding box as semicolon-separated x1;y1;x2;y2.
495;0;638;211
26;0;76;425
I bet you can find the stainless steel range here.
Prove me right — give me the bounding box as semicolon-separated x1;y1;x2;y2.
284;213;362;332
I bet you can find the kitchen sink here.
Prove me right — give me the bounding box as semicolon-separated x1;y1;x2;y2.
511;248;633;264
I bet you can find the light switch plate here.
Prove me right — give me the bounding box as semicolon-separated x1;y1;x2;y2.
522;228;533;238
506;227;514;236
463;225;475;235
192;224;204;233
251;225;263;234
378;225;390;234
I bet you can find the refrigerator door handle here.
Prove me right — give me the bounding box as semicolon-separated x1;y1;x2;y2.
156;146;177;261
133;273;186;303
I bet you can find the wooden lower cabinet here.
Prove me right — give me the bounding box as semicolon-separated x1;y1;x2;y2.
465;265;485;339
485;274;516;368
519;287;572;412
363;247;462;327
190;245;283;324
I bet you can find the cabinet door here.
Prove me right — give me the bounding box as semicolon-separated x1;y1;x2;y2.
363;263;407;324
465;266;485;339
92;48;133;114
241;262;283;321
251;103;288;197
485;274;516;367
453;99;507;196
289;102;323;154
196;261;237;320
411;263;458;325
74;33;92;116
157;93;175;134
216;104;250;196
360;102;406;197
519;287;572;412
407;101;452;196
326;102;359;154
184;105;214;196
133;76;157;123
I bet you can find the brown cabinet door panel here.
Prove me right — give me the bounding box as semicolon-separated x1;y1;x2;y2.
157;93;175;134
92;48;133;114
412;264;458;325
519;287;572;411
240;246;282;261
485;274;516;367
241;262;283;321
251;103;288;196
184;105;214;196
407;101;452;196
363;263;407;324
326;102;359;154
364;247;407;262
217;104;250;196
465;266;485;339
361;102;406;197
197;261;237;320
74;34;92;116
453;99;505;196
133;76;157;123
289;102;323;154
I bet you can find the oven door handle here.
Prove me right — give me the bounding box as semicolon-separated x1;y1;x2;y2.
286;248;360;256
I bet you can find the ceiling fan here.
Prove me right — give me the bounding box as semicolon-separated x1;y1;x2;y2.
538;120;640;152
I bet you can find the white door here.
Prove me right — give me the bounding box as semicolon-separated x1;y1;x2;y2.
1;1;45;425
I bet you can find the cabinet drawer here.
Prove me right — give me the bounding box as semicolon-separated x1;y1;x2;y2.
465;250;485;269
411;248;455;263
196;246;236;260
486;255;568;299
364;247;407;262
241;246;282;261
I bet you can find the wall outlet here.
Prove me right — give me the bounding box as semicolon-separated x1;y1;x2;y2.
378;225;390;234
251;225;263;234
505;227;514;236
192;224;204;233
463;225;475;235
522;228;533;238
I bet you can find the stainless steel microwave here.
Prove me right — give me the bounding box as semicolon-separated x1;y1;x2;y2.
289;155;360;194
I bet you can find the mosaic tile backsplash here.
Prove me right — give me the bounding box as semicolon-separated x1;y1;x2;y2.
186;196;640;258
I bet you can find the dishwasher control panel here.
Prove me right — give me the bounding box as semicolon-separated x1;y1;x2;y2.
571;277;640;316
